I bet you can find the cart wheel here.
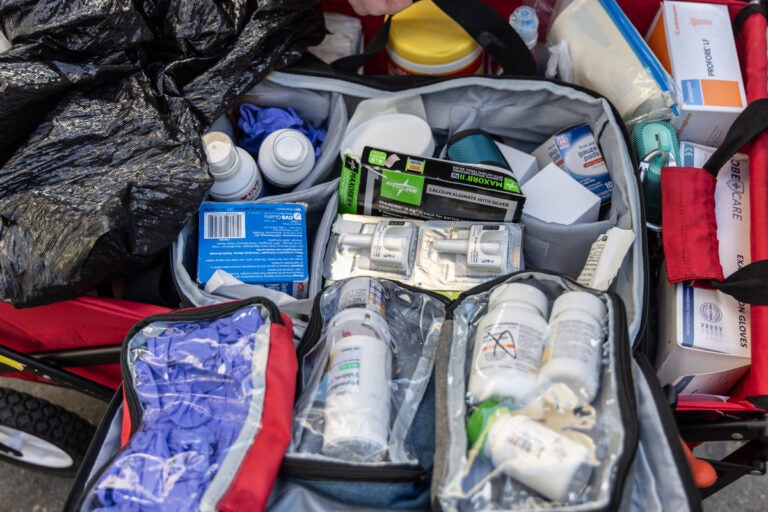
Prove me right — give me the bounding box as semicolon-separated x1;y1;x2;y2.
0;386;95;474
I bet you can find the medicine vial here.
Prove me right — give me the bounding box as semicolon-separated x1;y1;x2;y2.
257;128;316;188
466;402;593;503
539;291;608;406
467;283;549;406
322;278;392;461
202;131;263;201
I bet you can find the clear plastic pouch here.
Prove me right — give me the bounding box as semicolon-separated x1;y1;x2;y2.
436;273;636;510
289;277;447;465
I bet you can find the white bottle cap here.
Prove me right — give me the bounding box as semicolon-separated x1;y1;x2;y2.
509;6;539;50
202;132;239;178
488;282;549;318
551;291;607;324
259;129;316;187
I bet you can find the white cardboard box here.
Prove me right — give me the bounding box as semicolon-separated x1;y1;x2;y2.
520;163;601;225
646;1;746;146
494;140;539;184
655;143;751;395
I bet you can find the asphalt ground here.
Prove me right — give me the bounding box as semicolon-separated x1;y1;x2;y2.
0;376;765;511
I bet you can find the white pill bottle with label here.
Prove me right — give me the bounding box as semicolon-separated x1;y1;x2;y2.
322;277;392;461
539;291;608;406
467;283;549;406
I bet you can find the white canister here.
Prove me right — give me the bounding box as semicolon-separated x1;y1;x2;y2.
467;283;549;406
202;131;263;201
257;128;316;188
467;404;594;503
322;329;392;461
539;291;608;406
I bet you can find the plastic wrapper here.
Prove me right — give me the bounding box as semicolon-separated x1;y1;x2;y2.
547;0;677;126
0;0;325;306
415;222;524;291
81;303;273;511
290;278;445;465
437;273;630;510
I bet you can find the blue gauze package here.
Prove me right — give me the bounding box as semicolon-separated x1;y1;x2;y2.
237;104;326;158
92;306;265;511
197;202;309;298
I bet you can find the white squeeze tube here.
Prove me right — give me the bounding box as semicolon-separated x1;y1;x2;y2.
539;291;608;406
467;283;549;406
322;278;393;462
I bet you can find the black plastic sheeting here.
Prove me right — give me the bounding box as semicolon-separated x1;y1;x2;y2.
0;0;325;306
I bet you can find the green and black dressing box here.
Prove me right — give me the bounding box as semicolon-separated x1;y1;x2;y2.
339;147;526;222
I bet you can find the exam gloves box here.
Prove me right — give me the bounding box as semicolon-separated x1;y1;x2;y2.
655;142;751;396
197;202;309;298
646;1;746;146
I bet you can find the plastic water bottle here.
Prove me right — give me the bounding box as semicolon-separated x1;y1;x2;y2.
509;6;546;75
202;131;263;201
466;401;594;502
322;278;392;462
257;128;316;189
539;291;608;406
467;283;549;406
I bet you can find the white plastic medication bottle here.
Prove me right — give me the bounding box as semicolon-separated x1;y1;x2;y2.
257;128;316;188
540;291;608;406
202;131;263;201
467;402;593;503
467;283;549;405
322;278;392;461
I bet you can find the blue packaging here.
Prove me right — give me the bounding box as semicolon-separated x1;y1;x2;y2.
532;124;613;203
197;202;309;298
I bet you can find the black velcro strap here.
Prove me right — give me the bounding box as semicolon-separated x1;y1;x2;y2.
703;98;768;177
734;3;765;36
711;259;768;305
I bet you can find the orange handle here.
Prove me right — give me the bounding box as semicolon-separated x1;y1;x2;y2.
680;438;718;489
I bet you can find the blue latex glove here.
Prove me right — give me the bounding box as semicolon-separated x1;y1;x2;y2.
237;103;326;159
93;306;265;511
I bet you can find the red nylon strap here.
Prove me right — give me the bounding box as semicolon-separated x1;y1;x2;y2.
661;167;724;283
216;313;297;512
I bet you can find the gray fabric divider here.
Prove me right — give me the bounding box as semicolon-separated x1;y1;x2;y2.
431;317;456;511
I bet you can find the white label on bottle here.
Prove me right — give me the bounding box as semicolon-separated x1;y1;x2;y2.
337;278;386;315
328;345;362;395
476;322;546;374
549;319;603;365
239;178;263;201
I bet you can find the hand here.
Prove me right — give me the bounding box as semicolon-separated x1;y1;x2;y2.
347;0;413;16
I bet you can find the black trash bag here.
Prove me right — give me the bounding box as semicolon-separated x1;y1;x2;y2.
0;0;325;307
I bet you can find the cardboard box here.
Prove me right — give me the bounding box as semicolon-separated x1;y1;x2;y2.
646;1;746;146
655;143;750;395
494;140;539;184
531;124;612;203
197;202;309;298
339;147;526;222
520;163;601;225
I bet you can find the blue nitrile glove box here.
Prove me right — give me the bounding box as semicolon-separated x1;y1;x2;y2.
197;202;309;298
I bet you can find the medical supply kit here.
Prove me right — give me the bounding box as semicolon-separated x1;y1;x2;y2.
0;0;764;510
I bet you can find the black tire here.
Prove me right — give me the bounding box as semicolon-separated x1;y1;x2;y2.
0;386;95;475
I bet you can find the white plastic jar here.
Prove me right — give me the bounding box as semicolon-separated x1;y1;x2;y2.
257;128;315;188
202;131;263;201
467;283;549;406
467;403;593;503
322;278;392;461
539;291;608;406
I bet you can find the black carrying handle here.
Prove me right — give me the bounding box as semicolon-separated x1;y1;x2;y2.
696;99;768;305
332;0;537;76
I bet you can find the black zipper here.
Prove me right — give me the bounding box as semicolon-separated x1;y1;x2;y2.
63;386;124;512
281;456;427;483
633;351;703;511
120;297;283;435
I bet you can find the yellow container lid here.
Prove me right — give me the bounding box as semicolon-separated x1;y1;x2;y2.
388;0;479;66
